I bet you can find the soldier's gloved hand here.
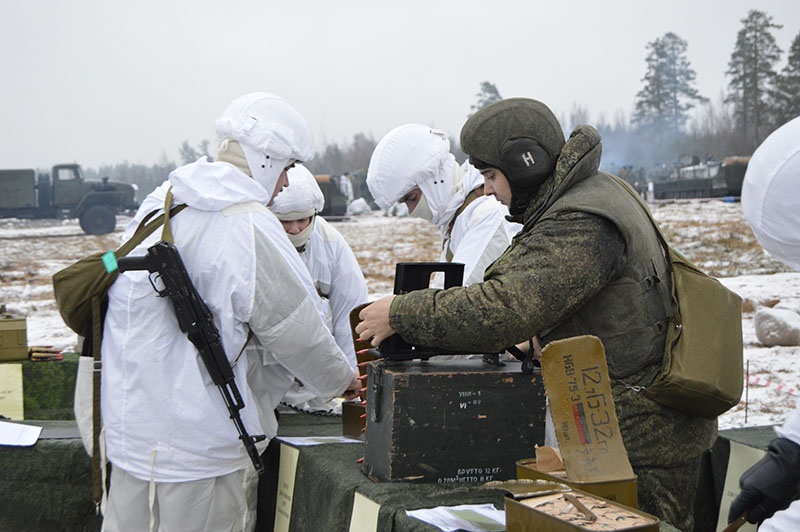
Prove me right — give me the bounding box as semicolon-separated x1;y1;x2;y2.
728;437;800;524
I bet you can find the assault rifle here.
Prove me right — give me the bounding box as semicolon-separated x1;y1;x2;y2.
116;240;266;474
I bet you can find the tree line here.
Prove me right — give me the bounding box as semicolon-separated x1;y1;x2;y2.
84;9;798;203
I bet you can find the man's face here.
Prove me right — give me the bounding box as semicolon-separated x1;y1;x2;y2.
398;187;423;213
480;168;512;207
268;163;295;206
280;216;313;235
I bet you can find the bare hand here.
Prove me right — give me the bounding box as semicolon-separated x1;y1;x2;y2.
342;370;362;401
354;295;397;347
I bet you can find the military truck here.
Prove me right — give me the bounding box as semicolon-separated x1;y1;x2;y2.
0;163;138;234
314;174;348;217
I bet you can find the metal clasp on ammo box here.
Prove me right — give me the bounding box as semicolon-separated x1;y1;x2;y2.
370;363;384;423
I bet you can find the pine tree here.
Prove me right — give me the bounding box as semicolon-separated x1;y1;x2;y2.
725;10;783;150
469;82;502;116
178;140;200;165
632;32;707;145
770;31;800;127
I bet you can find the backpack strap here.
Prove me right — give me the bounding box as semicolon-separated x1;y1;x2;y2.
116;189;186;257
88;187;186;508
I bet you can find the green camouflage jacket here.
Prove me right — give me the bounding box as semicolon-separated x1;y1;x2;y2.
390;124;717;527
390;125;668;378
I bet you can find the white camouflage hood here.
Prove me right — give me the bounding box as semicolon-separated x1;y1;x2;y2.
742;116;800;271
170;157;271;211
214;92;315;197
367;124;468;229
270;164;325;217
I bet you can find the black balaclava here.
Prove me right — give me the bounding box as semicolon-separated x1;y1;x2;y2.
461;98;566;216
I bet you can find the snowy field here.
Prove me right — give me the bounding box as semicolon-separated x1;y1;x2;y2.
1;199;799;431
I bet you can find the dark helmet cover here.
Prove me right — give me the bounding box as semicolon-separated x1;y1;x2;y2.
462;98;565;214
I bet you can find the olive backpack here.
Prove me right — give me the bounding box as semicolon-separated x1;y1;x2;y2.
612;175;743;419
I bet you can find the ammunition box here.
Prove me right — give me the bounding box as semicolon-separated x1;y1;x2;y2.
0;316;28;362
505;488;659;531
362;358;546;483
525;335;639;509
341;401;366;439
516;458;638;509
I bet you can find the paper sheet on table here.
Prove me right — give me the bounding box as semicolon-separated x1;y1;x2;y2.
717;440;765;532
406;503;505;532
0;363;24;420
0;420;42;446
278;435;362;446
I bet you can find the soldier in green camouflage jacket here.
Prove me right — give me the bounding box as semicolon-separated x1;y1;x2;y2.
356;98;716;531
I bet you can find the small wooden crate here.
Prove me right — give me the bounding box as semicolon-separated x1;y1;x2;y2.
0;316;27;362
516;458;638;509
505;488;659;531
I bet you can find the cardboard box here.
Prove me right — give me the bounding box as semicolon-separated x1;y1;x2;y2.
520;335;638;508
505;488;659;531
516;458;638;508
362;358;546;483
0;316;28;362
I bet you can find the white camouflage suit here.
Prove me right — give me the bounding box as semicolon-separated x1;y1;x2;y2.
367;124;519;287
100;93;355;532
738;115;800;530
270;164;369;412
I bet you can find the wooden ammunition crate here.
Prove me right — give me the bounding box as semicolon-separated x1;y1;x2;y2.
0;316;28;362
505;489;659;531
341;401;366;439
516;458;638;508
362;358;546;483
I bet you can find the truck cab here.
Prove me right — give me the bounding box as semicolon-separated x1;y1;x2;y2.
51;164;88;209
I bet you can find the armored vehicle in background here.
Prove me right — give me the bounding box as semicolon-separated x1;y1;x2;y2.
651;156;750;201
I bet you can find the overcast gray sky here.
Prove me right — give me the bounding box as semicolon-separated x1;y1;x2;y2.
1;0;798;170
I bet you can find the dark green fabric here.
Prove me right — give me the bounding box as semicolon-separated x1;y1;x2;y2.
17;352;79;420
270;414;693;531
0;421;101;532
539;172;672;378
0;415;773;532
287;441;509;532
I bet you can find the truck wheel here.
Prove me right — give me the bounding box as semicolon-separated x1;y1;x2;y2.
79;205;116;235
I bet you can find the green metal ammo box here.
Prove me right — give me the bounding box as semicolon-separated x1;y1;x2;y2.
362;358;546;483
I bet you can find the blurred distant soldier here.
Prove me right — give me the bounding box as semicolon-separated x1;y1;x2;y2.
338;171;354;207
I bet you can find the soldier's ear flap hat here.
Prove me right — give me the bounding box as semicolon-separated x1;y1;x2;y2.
461;98;565;212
